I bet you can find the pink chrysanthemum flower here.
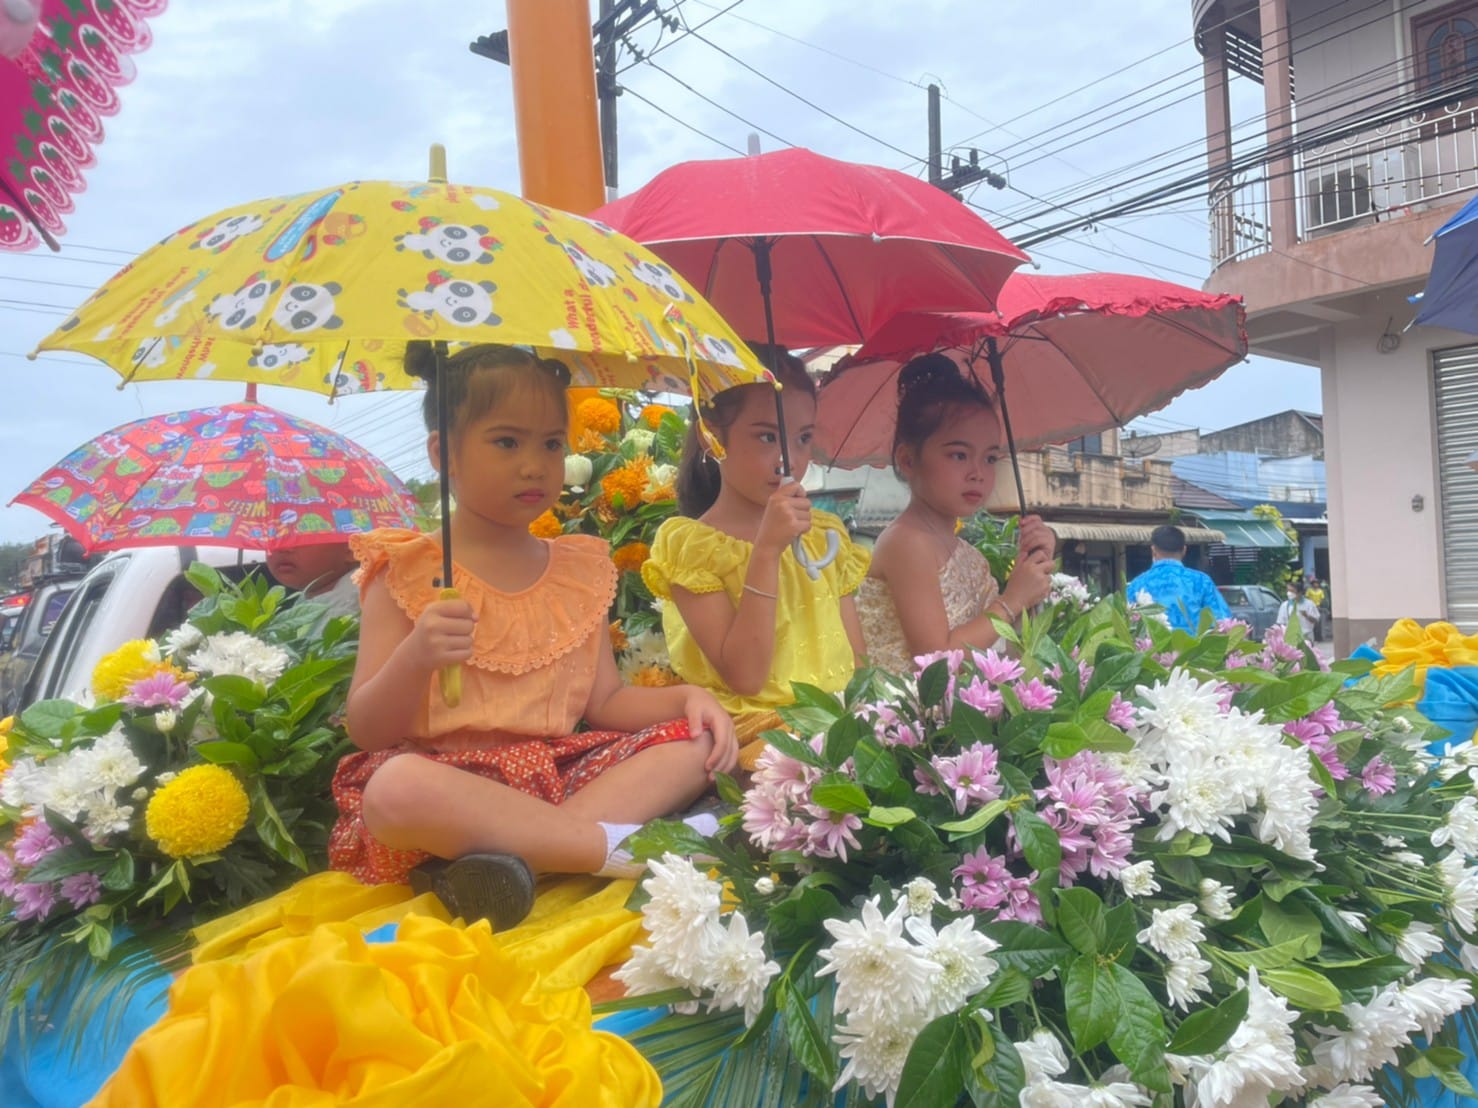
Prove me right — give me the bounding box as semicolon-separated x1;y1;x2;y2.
1362;756;1397;797
122;669;192;709
1014;678;1059;712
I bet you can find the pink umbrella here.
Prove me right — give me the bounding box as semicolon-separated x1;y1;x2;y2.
0;0;167;251
815;272;1247;508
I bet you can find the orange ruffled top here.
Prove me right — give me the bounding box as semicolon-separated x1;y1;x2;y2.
350;530;617;752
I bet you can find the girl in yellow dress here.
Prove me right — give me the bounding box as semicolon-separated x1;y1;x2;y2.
643;347;869;771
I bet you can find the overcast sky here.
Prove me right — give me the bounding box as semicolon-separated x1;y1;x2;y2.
0;0;1317;546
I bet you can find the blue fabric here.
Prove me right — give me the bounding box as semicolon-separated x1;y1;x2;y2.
1421;665;1478;755
1414;191;1478;334
1125;560;1231;633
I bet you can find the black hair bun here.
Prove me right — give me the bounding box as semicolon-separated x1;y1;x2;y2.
538;357;573;387
403;340;438;383
897;352;963;398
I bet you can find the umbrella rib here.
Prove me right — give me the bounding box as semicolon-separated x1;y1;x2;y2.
809;236;866;340
826;365;899;465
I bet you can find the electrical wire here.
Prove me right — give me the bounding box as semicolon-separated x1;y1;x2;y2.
638;56;798;148
617;0;748;73
619;83;746;154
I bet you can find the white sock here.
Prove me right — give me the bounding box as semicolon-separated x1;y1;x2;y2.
595;822;644;879
594;814;721;878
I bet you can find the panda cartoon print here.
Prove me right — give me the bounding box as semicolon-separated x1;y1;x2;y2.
274;282;343;333
548;236;618;287
398;277;501;327
627;258;693;302
248;343;313;372
190;214;265;254
206;276;280;331
394;222;498;265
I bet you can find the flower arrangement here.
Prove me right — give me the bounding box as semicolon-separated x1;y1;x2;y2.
0;563;356;1038
612;591;1478;1107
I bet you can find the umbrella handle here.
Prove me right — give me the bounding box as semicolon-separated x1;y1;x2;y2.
437;585;463;709
792;530;839;582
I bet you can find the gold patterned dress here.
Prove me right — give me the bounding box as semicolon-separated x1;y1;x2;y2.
856;538;998;673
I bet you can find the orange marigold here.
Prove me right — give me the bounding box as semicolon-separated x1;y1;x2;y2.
600;456;652;510
529;510;563;539
612;542;651;574
639;404;675;430
576;397;622;436
573;427;609;454
630;664;683;688
609;621;629;653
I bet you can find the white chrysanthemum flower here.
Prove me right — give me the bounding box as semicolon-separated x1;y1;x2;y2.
188;632;291;686
1437;851;1478;934
1101;747;1161;793
904;915;999;1018
1015;1028;1070;1083
160;622;205;659
903;876;941;917
1463;942;1478;972
82;794;133;837
1082;1083;1152;1108
35;754;95;822
636;852;724;980
1137;903;1205;961
621;427;657;455
1397;977;1474;1038
1433;795;1478;856
1135;669;1224;746
619;629;670;674
754;876;775;895
703;911;780;1026
1312;985;1420;1082
1120;860;1160;898
1438;739;1478;781
0;756;43;812
1165;955;1213;1010
1337;909;1368;933
1198;878;1236;921
87;729;145;790
613;941;701;999
1049;573;1092;607
1252;742;1321;862
1020;1080;1080;1108
645;462;678;500
1389;849;1425;868
1307;1084;1384;1108
1191;968;1305;1108
831;1005;927;1107
155;708;178;733
818;896;940;1023
1394;921;1444;968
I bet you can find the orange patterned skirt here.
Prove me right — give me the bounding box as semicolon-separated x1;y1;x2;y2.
328;719;692;885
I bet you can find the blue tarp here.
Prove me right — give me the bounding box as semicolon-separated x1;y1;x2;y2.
1413;192;1478;336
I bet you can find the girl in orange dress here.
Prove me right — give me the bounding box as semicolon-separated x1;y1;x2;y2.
328;343;738;929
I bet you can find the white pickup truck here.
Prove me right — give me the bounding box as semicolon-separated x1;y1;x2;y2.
19;545;265;710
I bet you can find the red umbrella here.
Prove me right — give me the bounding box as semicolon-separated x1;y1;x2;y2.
815;272;1247;508
594;148;1028;477
0;0;167;252
11;401;421;552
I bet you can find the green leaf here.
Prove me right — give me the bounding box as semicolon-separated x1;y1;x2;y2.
1012;808;1061;879
203;674;268;711
1055;887;1106;956
1436;1067;1478;1099
101;850;135;892
896;1011;971;1108
851;737;898;789
759;729;826;768
18;698;78;737
863;805;917;829
1101;901;1138;960
822;714;864;766
1163;830;1213;857
185;561;224;597
193;740;262;772
980;922;1072;977
969;1026;1026;1108
1105;962;1170;1093
917;659;950;708
973;967;1031;1009
768;885;844;947
1260;966;1342;1010
811;774;870;816
1064;955;1119;1051
1245;671;1347;723
1040;721;1090;759
250;781;307;872
1217;936;1319;970
1167;988;1249;1055
938;798;1009;837
779;977;836;1088
1083;649;1143;698
1260;897;1322;951
714;772;745;809
627;818;713;862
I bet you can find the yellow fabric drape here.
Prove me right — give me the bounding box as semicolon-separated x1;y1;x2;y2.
90;873;656;1107
1374;618;1478;697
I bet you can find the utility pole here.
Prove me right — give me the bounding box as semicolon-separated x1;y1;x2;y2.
472;0;661;201
926;84;1007;199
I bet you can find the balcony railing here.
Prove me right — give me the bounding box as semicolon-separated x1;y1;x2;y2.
1208;100;1478;270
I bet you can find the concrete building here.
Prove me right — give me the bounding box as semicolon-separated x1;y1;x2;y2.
1195;0;1478;651
1199;410;1324;459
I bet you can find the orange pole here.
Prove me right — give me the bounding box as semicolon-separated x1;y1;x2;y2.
506;0;605;213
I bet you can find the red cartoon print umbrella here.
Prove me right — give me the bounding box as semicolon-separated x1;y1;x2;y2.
11;400;421;551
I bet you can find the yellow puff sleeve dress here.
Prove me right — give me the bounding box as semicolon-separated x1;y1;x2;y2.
643;510;869;769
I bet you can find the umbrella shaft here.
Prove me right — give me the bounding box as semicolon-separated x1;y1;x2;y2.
752;239;793;478
435;343;455;588
986;337;1029;516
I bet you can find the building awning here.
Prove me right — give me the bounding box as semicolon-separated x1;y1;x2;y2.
1047;522;1226;545
1192;511;1296;548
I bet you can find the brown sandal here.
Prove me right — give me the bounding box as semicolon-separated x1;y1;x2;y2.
409;853;535;931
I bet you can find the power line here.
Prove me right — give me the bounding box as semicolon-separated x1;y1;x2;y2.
617;0;747;73
638;55;798;148
619;83;746;154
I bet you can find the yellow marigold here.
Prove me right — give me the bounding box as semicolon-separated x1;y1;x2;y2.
600;456;652;510
612;541;651;574
146;765;251;858
639;404;675;430
573;427;609;454
609;621;629;654
92;640;166;703
630;664;683;688
529;509;563;539
576;396;622;436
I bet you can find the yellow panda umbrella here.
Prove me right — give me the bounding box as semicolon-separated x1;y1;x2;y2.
33;173;773;703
